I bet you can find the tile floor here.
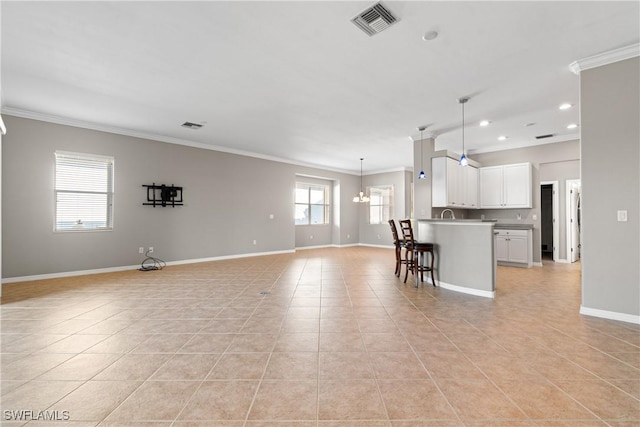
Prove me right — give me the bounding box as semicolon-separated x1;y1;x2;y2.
1;246;638;426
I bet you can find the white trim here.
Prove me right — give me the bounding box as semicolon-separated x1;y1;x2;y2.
566;179;581;263
533;262;543;267
1;109;409;177
555;258;571;264
580;306;640;325
358;243;395;249
570;43;640;75
438;280;495;299
1;249;295;284
0;114;6;135
294;244;335;250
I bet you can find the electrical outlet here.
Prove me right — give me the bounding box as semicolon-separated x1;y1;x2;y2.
269;213;274;219
309;235;314;240
617;210;628;222
347;234;350;239
148;247;154;253
253;240;257;245
138;247;144;254
377;234;381;239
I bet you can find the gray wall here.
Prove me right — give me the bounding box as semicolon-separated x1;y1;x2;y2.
465;140;580;264
1;116;362;279
580;57;639;318
359;169;410;247
294;175;334;248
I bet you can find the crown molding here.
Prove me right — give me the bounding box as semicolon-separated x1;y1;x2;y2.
569;43;640;75
0;107;362;176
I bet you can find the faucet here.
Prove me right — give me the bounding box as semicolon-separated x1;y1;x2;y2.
441;209;456;219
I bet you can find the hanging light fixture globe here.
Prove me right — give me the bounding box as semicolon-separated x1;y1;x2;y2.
418;126;427;180
458;97;470;167
353;157;370;203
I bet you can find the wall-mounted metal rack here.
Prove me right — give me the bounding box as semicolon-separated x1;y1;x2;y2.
142;183;183;207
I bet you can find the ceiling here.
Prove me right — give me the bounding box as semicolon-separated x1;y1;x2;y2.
2;1;639;174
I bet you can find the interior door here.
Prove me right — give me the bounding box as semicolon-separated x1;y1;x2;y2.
568;181;581;263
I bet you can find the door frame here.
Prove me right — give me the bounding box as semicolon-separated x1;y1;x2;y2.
566;179;581;263
540;181;559;262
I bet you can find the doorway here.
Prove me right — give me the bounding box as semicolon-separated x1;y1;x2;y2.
540;181;559;261
566;179;581;263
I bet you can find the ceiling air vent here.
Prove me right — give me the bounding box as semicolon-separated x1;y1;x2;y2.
351;2;398;37
535;133;555;139
181;121;203;130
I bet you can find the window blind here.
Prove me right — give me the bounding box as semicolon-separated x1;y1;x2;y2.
55;152;114;231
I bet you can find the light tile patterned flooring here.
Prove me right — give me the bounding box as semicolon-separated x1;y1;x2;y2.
1;246;638;426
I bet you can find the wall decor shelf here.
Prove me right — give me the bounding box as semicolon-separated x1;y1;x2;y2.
142;183;183;207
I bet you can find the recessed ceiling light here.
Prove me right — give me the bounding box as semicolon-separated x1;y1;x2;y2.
559;103;572;110
567;123;579;129
498;136;508;141
525;122;536;127
422;30;438;41
479;120;490;127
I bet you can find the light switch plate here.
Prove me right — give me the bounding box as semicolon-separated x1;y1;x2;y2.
617;210;628;222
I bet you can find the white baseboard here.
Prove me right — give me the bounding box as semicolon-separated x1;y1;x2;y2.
358;243;395;249
294;244;334;250
438;281;495;299
1;249;295;284
580;306;640;325
555;258;571;264
533;262;543;267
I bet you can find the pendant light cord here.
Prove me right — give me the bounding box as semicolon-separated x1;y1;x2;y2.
360;157;364;192
461;101;465;155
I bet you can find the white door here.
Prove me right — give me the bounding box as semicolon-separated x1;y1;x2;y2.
480;166;503;208
568;180;581;263
503;163;531;208
507;236;528;263
495;235;509;261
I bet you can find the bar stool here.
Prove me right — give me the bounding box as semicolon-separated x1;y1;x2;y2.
398;219;436;288
388;219;406;277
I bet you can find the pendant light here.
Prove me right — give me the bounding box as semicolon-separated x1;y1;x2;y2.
458;97;469;166
353;157;370;203
417;126;427;180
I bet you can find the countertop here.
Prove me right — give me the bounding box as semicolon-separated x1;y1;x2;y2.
493;223;534;230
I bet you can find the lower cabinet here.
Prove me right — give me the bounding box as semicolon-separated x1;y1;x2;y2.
495;229;532;268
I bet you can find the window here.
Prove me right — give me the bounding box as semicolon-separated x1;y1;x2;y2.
295;183;329;225
55;151;114;231
368;185;393;224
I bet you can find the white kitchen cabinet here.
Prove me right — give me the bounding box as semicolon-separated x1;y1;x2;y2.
479;162;532;208
432;156;478;209
495;229;532;267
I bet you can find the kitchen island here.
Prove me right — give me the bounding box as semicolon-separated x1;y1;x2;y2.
416;219;496;298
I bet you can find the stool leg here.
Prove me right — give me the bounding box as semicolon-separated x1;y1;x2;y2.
430;249;436;287
414;248;419;288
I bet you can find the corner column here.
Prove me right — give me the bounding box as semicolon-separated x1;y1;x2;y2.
413;133;436;219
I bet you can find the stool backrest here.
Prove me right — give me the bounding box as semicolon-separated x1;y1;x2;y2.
388;219;400;246
398;219;415;245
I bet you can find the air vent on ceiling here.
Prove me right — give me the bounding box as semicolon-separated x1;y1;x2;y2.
181;121;203;130
351;2;398;37
535;133;556;139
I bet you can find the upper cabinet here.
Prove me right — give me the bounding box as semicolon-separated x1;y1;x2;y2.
479;162;532;209
432;156;478;209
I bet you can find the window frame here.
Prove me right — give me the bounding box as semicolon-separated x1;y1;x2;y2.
54;151;115;233
368;184;394;225
294;182;330;226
